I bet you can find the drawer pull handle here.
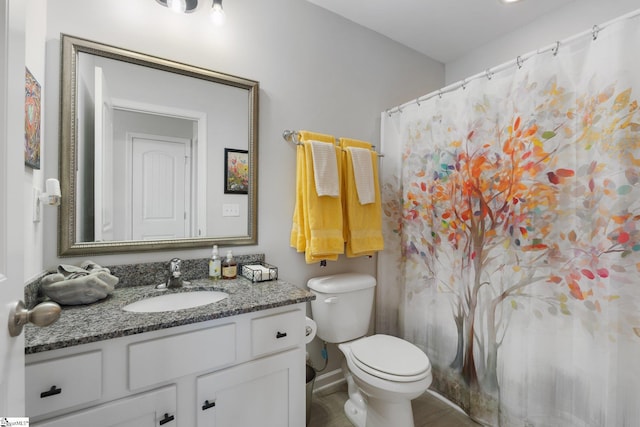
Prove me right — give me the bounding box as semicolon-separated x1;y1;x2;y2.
202;400;216;411
40;385;62;398
159;413;175;425
276;331;287;339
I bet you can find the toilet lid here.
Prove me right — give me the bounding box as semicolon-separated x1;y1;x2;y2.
350;335;430;378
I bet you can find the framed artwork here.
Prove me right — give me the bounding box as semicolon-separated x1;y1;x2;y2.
24;67;41;169
224;148;249;194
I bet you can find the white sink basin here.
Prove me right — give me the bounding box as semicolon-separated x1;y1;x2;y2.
123;291;229;313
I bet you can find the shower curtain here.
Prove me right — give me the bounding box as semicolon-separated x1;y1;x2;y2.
379;14;640;427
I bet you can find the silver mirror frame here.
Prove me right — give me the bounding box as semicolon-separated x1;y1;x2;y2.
58;34;259;256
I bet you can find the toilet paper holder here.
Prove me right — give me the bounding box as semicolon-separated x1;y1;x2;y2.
305;317;317;344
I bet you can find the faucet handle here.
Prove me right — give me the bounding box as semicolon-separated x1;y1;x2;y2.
166;258;184;289
169;258;182;274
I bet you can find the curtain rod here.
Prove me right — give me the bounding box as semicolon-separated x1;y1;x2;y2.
385;7;640;116
282;129;384;157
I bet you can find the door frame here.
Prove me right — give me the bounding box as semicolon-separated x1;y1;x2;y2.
0;0;26;416
111;99;208;237
94;65;115;242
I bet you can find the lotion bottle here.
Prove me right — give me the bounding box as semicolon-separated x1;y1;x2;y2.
222;250;237;279
209;245;221;280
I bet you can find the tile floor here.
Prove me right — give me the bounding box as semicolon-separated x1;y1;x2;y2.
308;383;481;427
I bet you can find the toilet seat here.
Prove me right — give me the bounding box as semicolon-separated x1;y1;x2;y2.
349;334;431;382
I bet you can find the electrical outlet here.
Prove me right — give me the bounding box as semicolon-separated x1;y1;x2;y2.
33;188;41;223
222;204;240;217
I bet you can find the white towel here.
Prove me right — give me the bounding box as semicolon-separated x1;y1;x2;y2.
348;147;375;204
310;140;339;197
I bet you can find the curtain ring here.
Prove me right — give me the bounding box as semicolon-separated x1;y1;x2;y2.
516;56;523;69
592;25;600;41
416;97;421;107
552;41;560;56
461;79;467;90
486;69;493;80
438;90;443;99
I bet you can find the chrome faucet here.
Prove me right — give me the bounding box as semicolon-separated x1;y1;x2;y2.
166;258;184;288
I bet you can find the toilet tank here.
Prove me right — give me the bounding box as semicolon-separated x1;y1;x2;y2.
307;273;376;343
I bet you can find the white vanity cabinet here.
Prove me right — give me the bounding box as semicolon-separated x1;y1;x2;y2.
25;304;306;427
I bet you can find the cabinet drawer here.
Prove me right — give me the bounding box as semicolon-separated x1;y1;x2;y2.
251;310;304;357
26;351;102;418
31;385;176;427
129;323;236;390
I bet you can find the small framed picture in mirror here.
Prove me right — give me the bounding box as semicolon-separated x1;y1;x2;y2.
224;148;249;194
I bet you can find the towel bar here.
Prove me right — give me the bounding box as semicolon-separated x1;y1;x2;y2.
282;129;384;157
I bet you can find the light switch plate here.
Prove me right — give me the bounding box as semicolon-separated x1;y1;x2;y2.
222;204;240;217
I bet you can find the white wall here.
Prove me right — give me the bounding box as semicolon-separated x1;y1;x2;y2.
32;0;443;372
23;0;46;281
446;0;640;84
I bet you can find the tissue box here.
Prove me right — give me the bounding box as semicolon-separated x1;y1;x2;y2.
241;262;278;282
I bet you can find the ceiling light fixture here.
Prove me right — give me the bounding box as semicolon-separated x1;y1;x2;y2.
210;0;226;26
156;0;225;24
167;0;187;13
156;0;198;13
500;0;524;3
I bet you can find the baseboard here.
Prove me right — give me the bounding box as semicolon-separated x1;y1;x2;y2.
310;370;467;416
425;389;467;414
312;368;345;394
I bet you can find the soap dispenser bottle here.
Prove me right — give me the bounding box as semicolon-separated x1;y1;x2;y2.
222;250;237;279
209;245;221;280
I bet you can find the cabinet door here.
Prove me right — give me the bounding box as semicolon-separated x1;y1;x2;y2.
197;348;305;427
33;385;176;427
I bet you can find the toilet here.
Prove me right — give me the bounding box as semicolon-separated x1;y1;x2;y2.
308;273;432;427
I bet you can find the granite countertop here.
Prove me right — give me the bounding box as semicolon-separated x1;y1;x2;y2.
25;277;315;354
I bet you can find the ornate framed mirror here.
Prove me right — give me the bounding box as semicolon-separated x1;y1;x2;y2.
58;34;258;256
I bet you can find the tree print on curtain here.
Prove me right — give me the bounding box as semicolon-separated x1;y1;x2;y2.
380;18;640;427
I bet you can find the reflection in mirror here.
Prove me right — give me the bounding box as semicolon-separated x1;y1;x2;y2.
59;34;258;256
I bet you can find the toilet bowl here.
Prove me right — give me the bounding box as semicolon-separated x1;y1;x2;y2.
307;273;432;427
339;335;432;427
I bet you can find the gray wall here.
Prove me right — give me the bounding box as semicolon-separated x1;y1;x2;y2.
34;0;444;375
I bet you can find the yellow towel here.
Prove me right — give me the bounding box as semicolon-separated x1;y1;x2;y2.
339;137;384;257
290;143;306;252
294;131;345;263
